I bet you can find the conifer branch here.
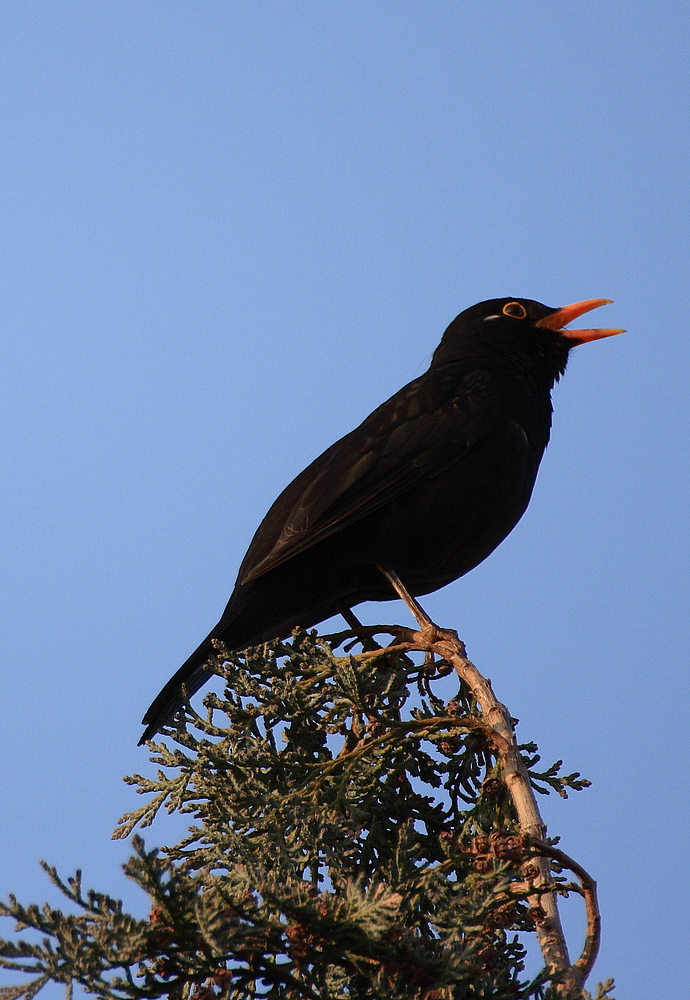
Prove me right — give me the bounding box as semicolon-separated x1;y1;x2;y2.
381;624;599;998
526;838;601;983
0;629;610;1000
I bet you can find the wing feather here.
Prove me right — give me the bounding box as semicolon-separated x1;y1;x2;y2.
238;366;501;585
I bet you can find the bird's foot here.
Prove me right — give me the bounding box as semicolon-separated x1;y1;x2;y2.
416;621;460;647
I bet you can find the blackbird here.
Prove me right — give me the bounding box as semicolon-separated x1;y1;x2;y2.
140;296;622;743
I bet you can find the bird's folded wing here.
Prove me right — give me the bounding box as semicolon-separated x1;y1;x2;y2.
238;366;502;585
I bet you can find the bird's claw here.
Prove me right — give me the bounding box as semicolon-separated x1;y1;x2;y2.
413;622;460;648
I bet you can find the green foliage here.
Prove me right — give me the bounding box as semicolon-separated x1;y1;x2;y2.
0;630;610;1000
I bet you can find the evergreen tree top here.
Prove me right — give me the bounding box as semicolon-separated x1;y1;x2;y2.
0;630;613;1000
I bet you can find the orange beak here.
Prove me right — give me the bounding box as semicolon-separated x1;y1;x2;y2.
535;298;625;345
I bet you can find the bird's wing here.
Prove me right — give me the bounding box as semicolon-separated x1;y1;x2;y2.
237;366;502;585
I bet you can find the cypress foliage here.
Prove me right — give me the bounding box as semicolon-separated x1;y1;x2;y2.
0;630;614;1000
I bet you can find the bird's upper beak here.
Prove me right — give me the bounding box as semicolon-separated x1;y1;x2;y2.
536;298;625;345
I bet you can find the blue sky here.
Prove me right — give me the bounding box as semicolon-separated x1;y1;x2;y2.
0;3;688;997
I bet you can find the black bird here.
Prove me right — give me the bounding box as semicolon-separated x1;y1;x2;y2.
140;297;622;743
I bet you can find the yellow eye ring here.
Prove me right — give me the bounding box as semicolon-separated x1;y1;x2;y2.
502;301;527;319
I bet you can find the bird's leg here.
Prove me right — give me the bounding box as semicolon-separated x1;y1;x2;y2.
377;567;458;647
378;568;435;630
339;604;416;676
339;605;382;652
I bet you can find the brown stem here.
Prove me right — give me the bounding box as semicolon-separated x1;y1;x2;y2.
426;633;575;984
370;617;591;997
333;603;601;995
527;838;601;984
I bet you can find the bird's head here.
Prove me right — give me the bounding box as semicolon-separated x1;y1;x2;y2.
432;297;624;380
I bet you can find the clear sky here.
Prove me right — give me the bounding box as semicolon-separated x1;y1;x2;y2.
0;4;687;997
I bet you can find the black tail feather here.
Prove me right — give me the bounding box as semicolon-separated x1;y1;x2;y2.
138;637;218;745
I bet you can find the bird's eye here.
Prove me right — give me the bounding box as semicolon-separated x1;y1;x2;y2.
502;302;527;319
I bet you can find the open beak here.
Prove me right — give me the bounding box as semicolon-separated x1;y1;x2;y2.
535;298;625;345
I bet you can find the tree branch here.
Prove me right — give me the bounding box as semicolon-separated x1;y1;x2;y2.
359;619;596;998
527;837;601;985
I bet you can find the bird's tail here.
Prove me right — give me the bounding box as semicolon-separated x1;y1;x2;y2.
138;578;347;744
138;636;219;745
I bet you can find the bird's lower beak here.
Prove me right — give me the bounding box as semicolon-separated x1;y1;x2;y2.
536;298;625;345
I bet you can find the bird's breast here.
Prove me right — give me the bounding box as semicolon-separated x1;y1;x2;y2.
353;415;542;595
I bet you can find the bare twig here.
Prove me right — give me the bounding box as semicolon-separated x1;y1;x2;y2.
420;631;575;987
356;588;597;997
527;837;601;984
